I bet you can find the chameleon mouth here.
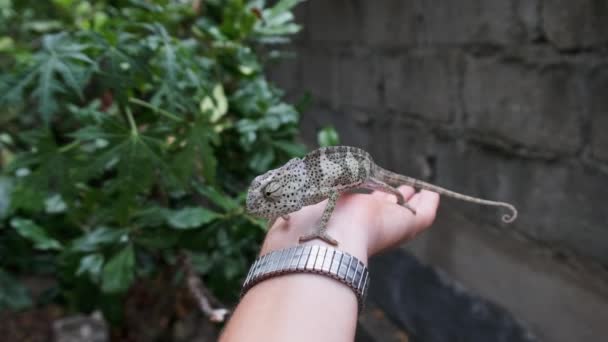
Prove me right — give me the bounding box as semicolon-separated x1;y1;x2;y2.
245;198;274;218
245;196;262;216
246;206;261;216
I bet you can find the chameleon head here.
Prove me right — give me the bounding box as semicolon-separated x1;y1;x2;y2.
246;157;307;219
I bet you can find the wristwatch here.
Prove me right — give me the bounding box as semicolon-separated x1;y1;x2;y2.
241;245;370;310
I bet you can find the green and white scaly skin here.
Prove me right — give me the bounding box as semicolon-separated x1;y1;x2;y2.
246;146;518;246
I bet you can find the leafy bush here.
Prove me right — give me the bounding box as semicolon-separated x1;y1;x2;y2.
0;0;308;321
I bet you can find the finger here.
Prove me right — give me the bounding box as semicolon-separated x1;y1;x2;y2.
397;185;416;202
377;196;418;236
373;186;417;229
370;184;416;203
408;190;440;230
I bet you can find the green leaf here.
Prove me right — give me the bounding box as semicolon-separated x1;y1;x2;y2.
25;20;62;33
0;69;37;109
71;227;127;252
101;244;135;293
134;227;180;249
133;207;168;227
268;0;302;17
317;126;340;147
29;34;95;122
157;25;177;83
0;36;14;52
76;253;104;281
249;147;275;172
0;177;13;219
7;183;45;214
255;0;303;42
44;193;67;214
0;0;315;314
193;184;240;211
200;84;228;122
272;140;307;157
0;269;32;311
174;121;218;185
11;218;62;251
166;207;220;230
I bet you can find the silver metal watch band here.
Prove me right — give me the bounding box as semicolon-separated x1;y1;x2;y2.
241;245;370;310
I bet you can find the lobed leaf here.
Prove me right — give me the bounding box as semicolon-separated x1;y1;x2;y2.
0;0;311;316
193;184;240;211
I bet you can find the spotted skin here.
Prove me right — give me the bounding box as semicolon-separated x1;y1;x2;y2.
246;146;518;246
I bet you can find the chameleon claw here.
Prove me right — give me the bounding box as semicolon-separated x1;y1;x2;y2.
299;230;338;246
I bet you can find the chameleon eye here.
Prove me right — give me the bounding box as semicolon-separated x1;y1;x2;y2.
264;181;281;195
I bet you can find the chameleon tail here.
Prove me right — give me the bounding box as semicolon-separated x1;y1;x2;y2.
372;164;518;223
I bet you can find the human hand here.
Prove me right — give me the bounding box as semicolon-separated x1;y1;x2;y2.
260;186;440;262
223;186;439;342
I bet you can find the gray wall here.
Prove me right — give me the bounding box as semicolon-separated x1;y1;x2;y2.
268;1;608;341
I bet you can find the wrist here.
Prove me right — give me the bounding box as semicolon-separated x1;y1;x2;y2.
260;217;369;265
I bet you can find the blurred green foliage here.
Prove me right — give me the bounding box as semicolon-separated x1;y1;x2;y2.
317;126;340;147
0;0;308;321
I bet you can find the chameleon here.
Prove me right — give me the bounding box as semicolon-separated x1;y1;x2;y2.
246;145;518;246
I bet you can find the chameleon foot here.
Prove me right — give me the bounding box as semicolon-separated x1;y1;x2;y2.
299;230;338;246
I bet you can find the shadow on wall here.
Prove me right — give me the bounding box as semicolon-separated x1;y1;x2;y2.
367;249;536;342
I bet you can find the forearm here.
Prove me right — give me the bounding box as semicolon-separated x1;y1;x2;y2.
220;269;359;342
220;188;439;341
220;206;369;342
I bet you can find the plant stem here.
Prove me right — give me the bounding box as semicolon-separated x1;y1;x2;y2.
129;97;184;123
58;140;80;153
126;107;138;136
181;251;229;323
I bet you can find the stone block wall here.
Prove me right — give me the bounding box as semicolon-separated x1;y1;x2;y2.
267;1;608;341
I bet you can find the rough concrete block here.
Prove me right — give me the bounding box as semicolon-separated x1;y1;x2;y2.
403;209;608;342
382;116;438;180
434;143;608;264
297;104;376;149
359;0;537;46
357;0;419;46
333;53;383;109
306;0;362;43
290;1;309;43
463;57;583;154
305;112;438;178
542;0;608;50
589;65;608;161
266;54;301;97
384;51;462;123
516;0;541;41
298;47;337;106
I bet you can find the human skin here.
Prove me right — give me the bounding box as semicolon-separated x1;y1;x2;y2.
220;186;440;342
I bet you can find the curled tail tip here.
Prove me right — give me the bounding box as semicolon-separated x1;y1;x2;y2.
502;214;516;223
501;205;518;223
